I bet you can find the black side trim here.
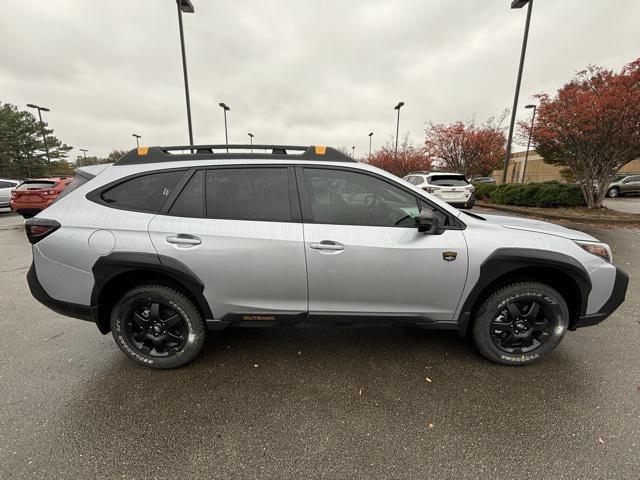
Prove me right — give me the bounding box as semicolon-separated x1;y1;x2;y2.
27;263;92;322
573;267;628;329
457;248;592;336
91;252;214;332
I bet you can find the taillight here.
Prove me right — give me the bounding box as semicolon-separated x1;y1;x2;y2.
466;185;475;193
423;186;440;193
24;218;61;244
46;190;56;195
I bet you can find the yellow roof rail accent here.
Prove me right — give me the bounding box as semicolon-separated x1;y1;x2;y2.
315;145;327;155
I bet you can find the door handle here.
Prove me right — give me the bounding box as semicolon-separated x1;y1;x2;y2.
310;240;344;251
166;234;201;246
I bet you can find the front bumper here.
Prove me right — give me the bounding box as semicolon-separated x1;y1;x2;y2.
27;262;93;322
573;266;629;329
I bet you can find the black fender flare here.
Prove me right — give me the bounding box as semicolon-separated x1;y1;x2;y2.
457;248;592;336
91;252;213;333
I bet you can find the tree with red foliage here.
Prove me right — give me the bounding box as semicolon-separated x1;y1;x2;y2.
367;136;431;178
523;59;640;208
424;117;506;178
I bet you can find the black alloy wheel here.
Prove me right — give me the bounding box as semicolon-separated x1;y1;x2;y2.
124;300;188;357
489;299;554;354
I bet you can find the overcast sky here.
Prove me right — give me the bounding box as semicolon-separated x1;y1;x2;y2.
1;0;639;159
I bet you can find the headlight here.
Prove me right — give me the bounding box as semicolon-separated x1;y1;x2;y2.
575;241;612;263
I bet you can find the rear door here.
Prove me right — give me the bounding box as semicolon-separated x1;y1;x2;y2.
298;166;468;324
148;166;308;321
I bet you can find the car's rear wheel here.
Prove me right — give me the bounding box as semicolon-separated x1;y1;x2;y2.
607;187;620;198
110;284;206;369
472;282;569;366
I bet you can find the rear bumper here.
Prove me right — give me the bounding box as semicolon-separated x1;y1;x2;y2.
573;266;629;329
27;262;93;322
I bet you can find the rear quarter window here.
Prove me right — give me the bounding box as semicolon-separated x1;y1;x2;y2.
98;170;185;213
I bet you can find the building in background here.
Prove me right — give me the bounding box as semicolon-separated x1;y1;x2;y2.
491;151;640;184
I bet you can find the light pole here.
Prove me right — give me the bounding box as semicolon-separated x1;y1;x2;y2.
368;132;373;157
521;104;537;183
351;146;355;157
248;132;254;152
79;148;88;165
26;103;52;176
394;101;404;161
219;102;230;152
132;133;142;148
176;0;195;146
502;0;534;184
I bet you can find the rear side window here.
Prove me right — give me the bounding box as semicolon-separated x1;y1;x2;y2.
428;175;468;186
0;181;16;188
17;181;57;190
205;168;291;221
169;170;204;218
100;170;184;213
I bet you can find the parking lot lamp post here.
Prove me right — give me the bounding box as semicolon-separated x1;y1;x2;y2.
368;132;373;157
219;103;230;152
132;134;141;148
521;104;537;182
26;103;52;176
79;148;88;164
394;102;404;161
176;0;195;146
352;146;356;157
248;132;254;152
502;0;534;184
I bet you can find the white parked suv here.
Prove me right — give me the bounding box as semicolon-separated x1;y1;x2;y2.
25;145;627;369
403;172;475;209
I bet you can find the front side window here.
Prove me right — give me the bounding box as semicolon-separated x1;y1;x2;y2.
205;168;291;221
100;170;184;213
303;168;420;227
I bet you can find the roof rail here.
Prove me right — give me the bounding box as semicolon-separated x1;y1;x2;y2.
114;144;355;166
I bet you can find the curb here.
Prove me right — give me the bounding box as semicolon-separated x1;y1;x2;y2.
476;202;640;225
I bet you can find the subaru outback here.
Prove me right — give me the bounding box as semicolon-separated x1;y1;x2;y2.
25;144;628;369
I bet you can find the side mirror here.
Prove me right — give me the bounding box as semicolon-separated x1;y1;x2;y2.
415;209;444;234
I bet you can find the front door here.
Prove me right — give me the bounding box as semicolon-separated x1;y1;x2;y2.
298;166;468;323
148;167;308;320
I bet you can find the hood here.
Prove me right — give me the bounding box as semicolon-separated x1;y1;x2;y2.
478;213;598;242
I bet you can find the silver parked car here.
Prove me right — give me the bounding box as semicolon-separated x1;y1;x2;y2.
403;172;475;209
0;178;19;211
607;175;640;198
26;144;628;369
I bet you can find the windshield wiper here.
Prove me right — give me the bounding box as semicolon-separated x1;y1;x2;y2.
461;210;486;221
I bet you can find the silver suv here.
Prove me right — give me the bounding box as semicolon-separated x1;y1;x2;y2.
26;145;628;369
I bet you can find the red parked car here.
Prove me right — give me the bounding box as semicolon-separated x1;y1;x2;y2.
11;177;72;218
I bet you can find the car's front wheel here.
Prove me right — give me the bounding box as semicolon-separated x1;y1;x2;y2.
472;282;569;366
110;284;206;369
607;187;620;198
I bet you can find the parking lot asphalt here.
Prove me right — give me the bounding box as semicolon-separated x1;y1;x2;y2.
1;213;639;479
604;196;640;214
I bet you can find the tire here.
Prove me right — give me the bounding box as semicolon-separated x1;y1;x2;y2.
607;187;619;198
110;284;206;369
472;282;569;366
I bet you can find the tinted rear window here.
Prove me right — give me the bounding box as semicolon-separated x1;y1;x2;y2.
101;170;184;213
17;181;57;190
205;168;291;221
429;175;468;186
